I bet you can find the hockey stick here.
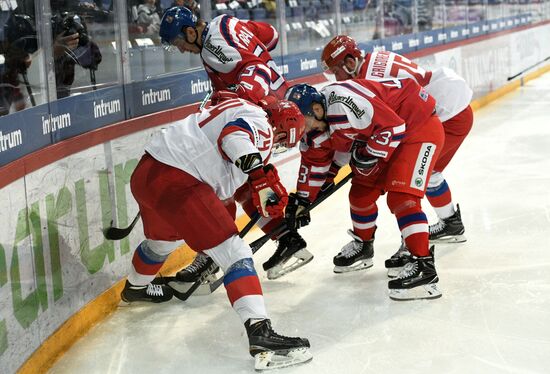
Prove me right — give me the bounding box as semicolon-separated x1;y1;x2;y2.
196;171;354;296
251;171;354;254
103;212;141;241
104;93;215;241
507;55;550;81
168;212;261;301
198;89;213;110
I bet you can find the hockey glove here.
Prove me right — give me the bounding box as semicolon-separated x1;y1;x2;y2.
285;193;311;231
249;164;288;218
351;147;380;177
210;89;240;105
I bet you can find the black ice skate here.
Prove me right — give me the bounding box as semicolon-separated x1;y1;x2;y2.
120;280;173;304
333;230;374;273
388;246;442;301
429;204;466;243
385;239;412;278
245;319;312;371
167;252;220;296
262;232;313;280
175;252;219;282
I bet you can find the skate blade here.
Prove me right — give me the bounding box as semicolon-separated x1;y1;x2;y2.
389;283;442;301
254;347;313;371
118;298;172;307
266;249;314;280
386;266;402;278
333;258;374;274
429;234;467;244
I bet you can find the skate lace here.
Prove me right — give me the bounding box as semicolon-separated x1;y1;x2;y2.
340;240;363;258
146;284;165;297
186;254;209;274
392;241;410;259
397;261;418;279
429;220;446;235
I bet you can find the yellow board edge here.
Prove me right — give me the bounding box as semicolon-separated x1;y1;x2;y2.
17;62;550;374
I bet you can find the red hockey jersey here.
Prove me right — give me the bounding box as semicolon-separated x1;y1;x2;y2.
201;15;288;103
297;78;437;199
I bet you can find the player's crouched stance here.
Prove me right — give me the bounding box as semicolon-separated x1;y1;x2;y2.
120;95;311;370
286;81;444;301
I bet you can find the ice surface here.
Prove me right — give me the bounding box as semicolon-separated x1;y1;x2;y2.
49;72;550;374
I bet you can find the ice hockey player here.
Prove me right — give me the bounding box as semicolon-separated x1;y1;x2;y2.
285;80;444;301
159;6;288;104
321;35;472;272
120;93;311;370
159;6;312;282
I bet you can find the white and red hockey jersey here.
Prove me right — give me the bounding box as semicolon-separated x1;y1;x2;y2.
360;50;473;122
200;15;287;103
145;98;273;200
297;78;437;199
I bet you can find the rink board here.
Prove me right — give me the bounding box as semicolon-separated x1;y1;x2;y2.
1;22;550;374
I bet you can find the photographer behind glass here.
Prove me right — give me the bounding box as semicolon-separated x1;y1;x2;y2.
51;10;102;98
0;13;37;116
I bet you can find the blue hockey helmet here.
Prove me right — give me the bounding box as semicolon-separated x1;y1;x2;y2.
159;6;198;46
285;84;326;118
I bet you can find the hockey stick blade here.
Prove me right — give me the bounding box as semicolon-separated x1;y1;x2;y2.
507;55;550;81
103;213;141;240
170;213;261;301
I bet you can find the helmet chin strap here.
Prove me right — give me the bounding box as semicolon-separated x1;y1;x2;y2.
342;57;359;77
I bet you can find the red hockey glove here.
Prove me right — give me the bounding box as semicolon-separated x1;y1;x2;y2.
210;90;240;105
249;164;289;218
258;95;278;109
351;147;380;177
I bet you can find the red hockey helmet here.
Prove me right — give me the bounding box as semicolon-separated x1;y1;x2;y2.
321;35;362;76
264;100;306;148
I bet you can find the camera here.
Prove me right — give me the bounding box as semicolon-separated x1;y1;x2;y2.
3;13;38;55
52;12;90;47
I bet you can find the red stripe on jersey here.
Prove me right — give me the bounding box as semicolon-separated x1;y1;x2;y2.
337;82;376;102
225;274;263;305
217;125;255;161
199;101;242;128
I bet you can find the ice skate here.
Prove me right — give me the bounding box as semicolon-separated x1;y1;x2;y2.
429;204;466;243
385;239;412;278
245;319;312;371
333;230;374;273
167;252;220;296
263;232;313;280
120;280;173;304
388;246;442;301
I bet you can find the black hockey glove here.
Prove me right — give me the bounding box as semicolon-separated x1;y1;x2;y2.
285;193;311;231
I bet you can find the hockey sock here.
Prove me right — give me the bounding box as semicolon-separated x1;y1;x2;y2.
426;172;455;219
387;192;430;257
349;184;382;241
224;258;267;323
127;241;170;286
